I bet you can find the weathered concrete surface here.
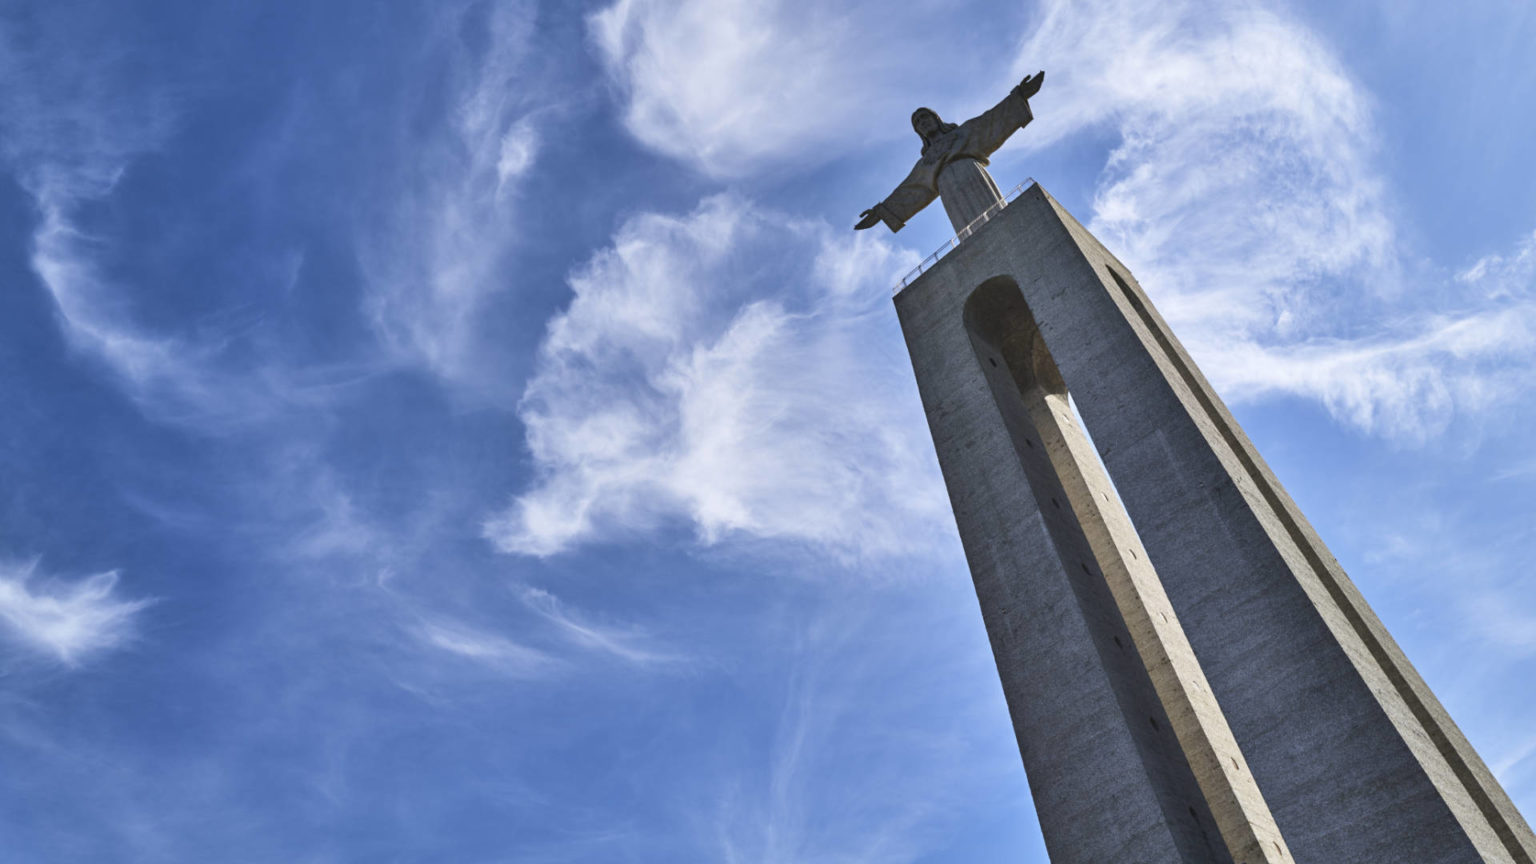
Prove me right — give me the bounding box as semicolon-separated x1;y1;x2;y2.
893;183;1536;864
895;237;1231;862
961;280;1288;863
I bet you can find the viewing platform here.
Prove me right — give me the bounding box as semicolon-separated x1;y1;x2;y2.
893;179;1033;296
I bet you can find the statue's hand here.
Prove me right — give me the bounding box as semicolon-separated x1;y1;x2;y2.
1016;70;1045;99
854;208;881;231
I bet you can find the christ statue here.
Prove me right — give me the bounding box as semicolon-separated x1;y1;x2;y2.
855;71;1045;234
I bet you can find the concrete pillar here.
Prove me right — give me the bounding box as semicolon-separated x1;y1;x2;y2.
893;183;1536;864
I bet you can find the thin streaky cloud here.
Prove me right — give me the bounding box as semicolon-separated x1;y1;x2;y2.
1458;228;1536;297
0;20;202;411
1493;735;1536;782
518;586;682;667
2;20;381;429
360;0;551;390
409;616;561;679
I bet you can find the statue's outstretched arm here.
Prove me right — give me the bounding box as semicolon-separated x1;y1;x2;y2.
855;161;939;233
964;70;1044;159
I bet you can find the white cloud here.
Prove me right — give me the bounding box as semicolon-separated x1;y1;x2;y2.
25;197;361;429
496;116;540;191
587;0;998;178
0;560;151;666
410;617;558;678
1458;229;1536;298
285;466;389;564
519;586;680;667
26;196;262;420
0;15;361;428
0;20;200;406
4;1;554;423
487;194;951;559
1197;303;1535;441
361;0;547;387
1009;0;1536;441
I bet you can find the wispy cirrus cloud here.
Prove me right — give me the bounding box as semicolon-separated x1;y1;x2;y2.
1338;492;1536;814
4;1;555;425
1459;229;1536;297
1493;733;1536;793
404;590;687;682
0;9;375;428
587;0;1002;178
360;0;549;389
0;15;195;407
1199;299;1535;440
519;586;681;667
23;195;330;426
1012;0;1536;441
700;593;1029;864
485;194;951;559
410;616;559;678
0;560;151;666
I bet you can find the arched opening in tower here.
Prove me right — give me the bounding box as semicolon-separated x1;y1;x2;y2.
963;275;1236;864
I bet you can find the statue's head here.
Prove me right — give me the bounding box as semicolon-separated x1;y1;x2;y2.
911;108;957;153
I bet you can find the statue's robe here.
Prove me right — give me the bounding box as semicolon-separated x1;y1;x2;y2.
870;87;1035;233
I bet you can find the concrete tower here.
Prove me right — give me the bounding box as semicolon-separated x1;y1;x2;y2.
892;182;1536;864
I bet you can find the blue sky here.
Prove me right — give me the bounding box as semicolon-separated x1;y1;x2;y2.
1;0;1534;861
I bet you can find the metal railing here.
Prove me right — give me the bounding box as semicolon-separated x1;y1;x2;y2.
892;179;1033;296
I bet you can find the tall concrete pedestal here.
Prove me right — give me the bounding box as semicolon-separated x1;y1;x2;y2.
894;183;1536;864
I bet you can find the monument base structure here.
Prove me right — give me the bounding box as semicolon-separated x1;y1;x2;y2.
894;182;1536;864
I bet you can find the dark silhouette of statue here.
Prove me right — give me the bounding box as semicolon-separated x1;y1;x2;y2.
856;71;1044;233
